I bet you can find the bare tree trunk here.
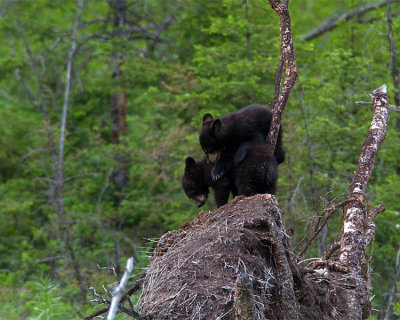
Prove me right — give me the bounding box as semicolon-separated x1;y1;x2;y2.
108;0;130;212
16;0;86;301
340;85;389;263
109;0;130;276
110;75;129;209
58;0;86;301
338;85;389;318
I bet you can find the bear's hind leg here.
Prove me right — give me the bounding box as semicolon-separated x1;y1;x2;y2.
213;177;231;207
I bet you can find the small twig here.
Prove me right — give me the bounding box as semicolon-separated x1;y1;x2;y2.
369;203;386;220
89;286;110;305
357;100;400;111
298;198;359;259
126;295;135;315
387;104;400;111
81;272;146;320
285;175;305;214
365;203;386;246
297;258;321;265
356;101;373;105
103;284;112;298
295;193;347;252
97;264;119;280
308;260;349;274
322;242;341;260
35;255;66;264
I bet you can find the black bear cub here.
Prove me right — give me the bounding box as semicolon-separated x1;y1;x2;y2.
181;157;233;208
182;144;278;208
199;104;285;180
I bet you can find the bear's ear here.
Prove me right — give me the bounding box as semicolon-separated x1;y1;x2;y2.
212;119;221;133
185;157;196;168
202;113;213;123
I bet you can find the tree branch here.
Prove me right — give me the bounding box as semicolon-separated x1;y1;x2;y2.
298;198;357;259
80;272;145;320
107;257;138;320
59;0;82;181
301;0;400;41
348;85;389;195
60;0;86;301
266;0;297;156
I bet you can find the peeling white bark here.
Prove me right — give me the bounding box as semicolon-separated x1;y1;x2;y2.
338;86;390;318
343;207;359;234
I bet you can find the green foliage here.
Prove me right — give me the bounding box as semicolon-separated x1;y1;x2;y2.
0;275;77;320
24;278;72;320
0;0;399;317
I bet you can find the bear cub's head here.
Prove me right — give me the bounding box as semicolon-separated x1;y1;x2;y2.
182;157;211;207
199;113;223;156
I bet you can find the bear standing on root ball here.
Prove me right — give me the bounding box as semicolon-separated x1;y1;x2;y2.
182;144;278;208
181;156;233;208
199;104;285;181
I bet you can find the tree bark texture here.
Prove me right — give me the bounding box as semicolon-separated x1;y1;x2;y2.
336;85;389;319
266;0;297;157
109;0;130;210
340;85;389;269
60;0;87;301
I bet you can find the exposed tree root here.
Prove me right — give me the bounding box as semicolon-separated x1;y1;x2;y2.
138;195;374;319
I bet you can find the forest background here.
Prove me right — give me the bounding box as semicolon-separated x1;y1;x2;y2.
0;0;400;319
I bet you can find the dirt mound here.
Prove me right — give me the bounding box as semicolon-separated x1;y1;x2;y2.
139;195;284;319
139;194;343;319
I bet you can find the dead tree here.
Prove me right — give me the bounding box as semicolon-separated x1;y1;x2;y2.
15;0;87;301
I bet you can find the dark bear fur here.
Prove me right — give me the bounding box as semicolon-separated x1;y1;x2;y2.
182;144;278;208
181;157;233;208
199;104;284;180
